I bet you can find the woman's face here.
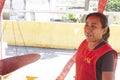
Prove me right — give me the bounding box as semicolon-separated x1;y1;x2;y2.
84;16;106;42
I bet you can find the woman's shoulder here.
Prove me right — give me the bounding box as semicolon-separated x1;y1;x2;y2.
97;50;115;72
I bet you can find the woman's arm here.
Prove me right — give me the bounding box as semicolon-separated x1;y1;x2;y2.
101;51;115;80
102;72;114;80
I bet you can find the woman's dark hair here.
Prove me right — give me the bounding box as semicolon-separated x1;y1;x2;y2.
85;12;109;42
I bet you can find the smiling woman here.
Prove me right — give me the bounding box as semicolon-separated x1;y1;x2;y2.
75;12;118;80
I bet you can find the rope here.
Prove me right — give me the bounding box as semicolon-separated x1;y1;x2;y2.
2;0;28;56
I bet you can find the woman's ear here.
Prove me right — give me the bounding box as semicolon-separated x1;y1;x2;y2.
103;27;108;34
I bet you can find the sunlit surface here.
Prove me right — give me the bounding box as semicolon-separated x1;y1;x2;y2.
3;46;120;80
5;53;75;80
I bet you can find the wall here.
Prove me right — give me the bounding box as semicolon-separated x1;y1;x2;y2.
2;21;120;52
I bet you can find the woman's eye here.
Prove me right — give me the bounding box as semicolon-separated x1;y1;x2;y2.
91;25;96;28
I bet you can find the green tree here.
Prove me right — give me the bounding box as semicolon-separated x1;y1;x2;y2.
106;0;120;11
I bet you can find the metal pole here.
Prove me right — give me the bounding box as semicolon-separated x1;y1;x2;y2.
24;0;26;20
0;0;6;59
85;0;90;11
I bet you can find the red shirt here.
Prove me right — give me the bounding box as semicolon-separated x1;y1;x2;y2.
75;39;118;80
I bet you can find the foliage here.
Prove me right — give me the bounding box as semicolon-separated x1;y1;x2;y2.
61;14;77;22
62;14;76;20
106;0;120;11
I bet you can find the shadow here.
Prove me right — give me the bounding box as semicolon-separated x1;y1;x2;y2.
5;45;76;60
5;45;120;60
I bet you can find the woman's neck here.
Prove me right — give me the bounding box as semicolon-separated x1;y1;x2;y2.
87;39;104;50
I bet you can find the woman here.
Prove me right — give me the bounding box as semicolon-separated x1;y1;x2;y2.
75;12;118;80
